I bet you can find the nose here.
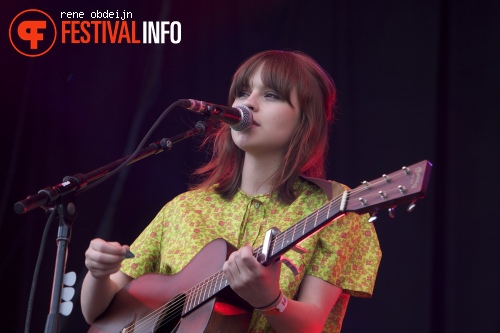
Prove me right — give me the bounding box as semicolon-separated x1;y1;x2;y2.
244;103;254;111
242;92;258;112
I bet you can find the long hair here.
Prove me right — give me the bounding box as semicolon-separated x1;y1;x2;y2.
191;50;336;204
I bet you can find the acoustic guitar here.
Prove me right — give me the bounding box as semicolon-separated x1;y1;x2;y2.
88;160;432;333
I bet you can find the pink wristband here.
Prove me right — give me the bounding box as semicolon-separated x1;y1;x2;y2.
255;291;288;316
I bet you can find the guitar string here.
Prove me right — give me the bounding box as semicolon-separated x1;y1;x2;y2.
123;169;412;331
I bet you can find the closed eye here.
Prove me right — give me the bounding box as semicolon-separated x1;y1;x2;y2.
264;91;282;100
236;90;250;99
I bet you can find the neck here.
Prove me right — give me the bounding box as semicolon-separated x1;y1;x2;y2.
240;153;282;196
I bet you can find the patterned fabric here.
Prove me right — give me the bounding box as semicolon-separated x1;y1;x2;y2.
120;178;381;332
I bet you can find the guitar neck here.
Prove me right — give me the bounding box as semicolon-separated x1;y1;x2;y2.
254;159;432;265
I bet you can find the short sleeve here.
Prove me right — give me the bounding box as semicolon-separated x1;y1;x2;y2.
302;179;382;298
304;212;381;297
120;203;171;278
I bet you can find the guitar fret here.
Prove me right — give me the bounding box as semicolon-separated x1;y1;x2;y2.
305;215;313;234
208;276;214;296
277;230;284;251
196;288;202;307
213;274;219;294
202;280;209;302
185;291;193;312
193;289;199;309
290;223;297;243
326;200;332;220
195;287;203;309
217;272;225;292
279;228;292;250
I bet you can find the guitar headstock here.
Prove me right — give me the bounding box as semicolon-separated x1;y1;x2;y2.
345;160;432;219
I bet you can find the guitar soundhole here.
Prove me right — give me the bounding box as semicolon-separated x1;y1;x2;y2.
154;293;186;333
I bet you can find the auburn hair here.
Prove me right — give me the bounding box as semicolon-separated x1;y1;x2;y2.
191;50;336;204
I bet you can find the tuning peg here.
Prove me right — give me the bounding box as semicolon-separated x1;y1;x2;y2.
407;201;417;212
368;211;378;223
388;207;395;218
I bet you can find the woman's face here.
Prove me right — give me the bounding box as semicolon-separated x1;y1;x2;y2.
231;65;300;158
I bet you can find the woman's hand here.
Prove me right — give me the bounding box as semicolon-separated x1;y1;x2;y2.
223;245;282;308
85;238;130;280
81;238;133;324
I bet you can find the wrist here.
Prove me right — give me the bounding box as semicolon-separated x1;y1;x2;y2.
255;290;288;316
89;271;111;281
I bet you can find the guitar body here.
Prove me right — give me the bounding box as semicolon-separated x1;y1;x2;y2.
88;239;253;333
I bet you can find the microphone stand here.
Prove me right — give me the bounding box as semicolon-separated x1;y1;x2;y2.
14;121;208;333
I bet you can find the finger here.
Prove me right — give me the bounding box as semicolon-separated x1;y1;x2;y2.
86;250;124;265
87;262;121;276
222;261;235;283
85;247;129;268
90;238;127;256
235;246;260;275
228;250;243;274
85;257;122;278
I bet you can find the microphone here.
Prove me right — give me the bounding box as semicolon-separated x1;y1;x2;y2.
179;99;253;131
